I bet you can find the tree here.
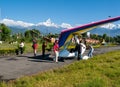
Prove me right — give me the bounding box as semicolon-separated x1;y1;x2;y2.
0;23;11;41
90;34;98;39
24;30;32;38
24;29;41;42
30;29;40;38
115;35;120;44
102;34;107;40
82;32;87;38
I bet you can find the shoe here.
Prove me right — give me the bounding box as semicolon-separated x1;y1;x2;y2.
55;62;59;63
34;54;36;57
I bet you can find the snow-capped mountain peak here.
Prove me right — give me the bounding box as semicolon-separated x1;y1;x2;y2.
0;18;73;29
0;18;120;36
36;18;58;28
1;18;120;29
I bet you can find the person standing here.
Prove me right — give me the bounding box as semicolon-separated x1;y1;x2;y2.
42;41;46;58
19;41;25;55
75;38;86;60
53;40;59;63
32;39;38;56
75;40;82;60
88;45;94;58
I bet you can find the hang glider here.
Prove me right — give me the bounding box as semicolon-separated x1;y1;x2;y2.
58;16;120;48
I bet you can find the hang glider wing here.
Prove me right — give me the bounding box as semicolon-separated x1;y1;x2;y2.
58;16;120;48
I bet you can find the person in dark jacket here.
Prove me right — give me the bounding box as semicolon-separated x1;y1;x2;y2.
75;40;82;60
42;41;46;58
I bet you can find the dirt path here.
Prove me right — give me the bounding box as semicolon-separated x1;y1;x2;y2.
0;46;120;81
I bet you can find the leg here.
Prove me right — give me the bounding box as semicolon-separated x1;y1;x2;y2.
16;49;19;55
19;47;22;55
88;51;91;57
88;51;93;58
90;52;93;58
34;49;37;56
42;50;45;58
55;51;59;62
21;47;23;54
77;53;80;60
80;54;82;59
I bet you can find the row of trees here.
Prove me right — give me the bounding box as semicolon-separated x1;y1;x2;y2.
0;23;120;44
82;33;120;44
0;23;59;43
93;34;120;44
0;23;42;42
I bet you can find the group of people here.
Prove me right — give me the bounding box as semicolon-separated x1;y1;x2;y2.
31;39;59;63
52;38;94;62
75;38;94;60
52;37;94;62
16;39;40;56
16;37;94;63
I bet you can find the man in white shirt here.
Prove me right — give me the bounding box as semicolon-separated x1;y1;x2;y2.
19;41;25;55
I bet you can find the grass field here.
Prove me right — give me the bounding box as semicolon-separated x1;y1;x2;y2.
0;50;120;87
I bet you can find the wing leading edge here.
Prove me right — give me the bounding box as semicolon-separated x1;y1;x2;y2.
59;16;120;47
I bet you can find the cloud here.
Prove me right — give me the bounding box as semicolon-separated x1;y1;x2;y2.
117;24;120;28
60;23;73;28
100;23;116;29
0;19;34;27
0;18;59;28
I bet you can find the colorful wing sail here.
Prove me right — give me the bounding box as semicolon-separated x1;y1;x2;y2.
59;16;120;47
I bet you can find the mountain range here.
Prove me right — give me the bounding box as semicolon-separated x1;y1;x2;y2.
0;18;120;37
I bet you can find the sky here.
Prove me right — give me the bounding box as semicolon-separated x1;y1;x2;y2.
0;0;120;26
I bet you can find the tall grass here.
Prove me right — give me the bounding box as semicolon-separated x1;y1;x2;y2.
0;50;120;87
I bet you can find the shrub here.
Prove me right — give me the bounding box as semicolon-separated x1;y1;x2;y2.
0;48;16;56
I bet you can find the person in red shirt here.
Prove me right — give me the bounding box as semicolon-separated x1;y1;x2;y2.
32;39;38;56
53;40;59;63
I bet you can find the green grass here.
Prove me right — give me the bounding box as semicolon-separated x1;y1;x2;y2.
0;50;120;87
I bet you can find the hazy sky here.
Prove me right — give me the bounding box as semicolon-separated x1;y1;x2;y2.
0;0;120;25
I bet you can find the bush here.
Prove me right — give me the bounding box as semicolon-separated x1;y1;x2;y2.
0;48;16;56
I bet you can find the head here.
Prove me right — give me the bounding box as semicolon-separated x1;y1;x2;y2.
88;44;92;47
33;39;36;42
55;40;58;43
43;41;45;44
79;40;82;44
